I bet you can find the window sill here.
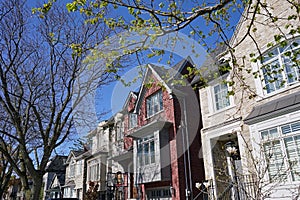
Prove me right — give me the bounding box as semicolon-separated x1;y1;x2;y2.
146;109;164;120
207;104;236;118
256;83;300;102
138;162;157;169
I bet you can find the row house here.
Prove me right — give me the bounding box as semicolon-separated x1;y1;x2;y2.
47;2;299;199
64;150;89;199
195;0;300;199
85;121;111;199
43;155;67;199
111;58;206;200
84;58;207;200
106;110;133;200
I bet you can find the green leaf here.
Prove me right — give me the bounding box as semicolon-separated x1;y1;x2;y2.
227;90;235;96
66;2;78;12
274;34;282;42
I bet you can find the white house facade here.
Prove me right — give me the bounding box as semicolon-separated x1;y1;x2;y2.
64;150;88;200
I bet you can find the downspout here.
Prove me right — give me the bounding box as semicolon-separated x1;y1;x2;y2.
183;96;193;199
181;119;189;200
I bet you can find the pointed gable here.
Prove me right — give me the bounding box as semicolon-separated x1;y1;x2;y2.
134;57;195;113
123;91;138;113
46;155;67;172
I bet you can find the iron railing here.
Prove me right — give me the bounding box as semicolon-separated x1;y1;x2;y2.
204;174;258;200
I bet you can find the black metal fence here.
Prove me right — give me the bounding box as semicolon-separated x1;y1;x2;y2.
200;174;258;200
217;174;258;200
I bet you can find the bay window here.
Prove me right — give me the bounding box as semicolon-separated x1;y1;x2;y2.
88;159;100;181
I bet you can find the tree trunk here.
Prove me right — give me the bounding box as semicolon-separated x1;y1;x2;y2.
0;168;12;199
31;173;43;200
20;175;31;199
0;188;4;200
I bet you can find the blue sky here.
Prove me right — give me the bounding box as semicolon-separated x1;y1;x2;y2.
25;0;243;135
94;3;243;121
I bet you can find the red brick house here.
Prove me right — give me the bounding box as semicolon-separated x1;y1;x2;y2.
117;57;205;200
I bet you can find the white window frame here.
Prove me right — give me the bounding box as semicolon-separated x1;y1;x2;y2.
259;37;300;95
129;112;137;129
259;120;300;182
76;160;83;176
137;135;155;167
115;121;124;141
88;159;100;181
146;90;163;118
69;160;76;178
213;82;230;111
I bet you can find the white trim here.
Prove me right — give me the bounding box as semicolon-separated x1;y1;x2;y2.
201;120;241;189
249;110;300;193
206;75;235;114
254;36;300;97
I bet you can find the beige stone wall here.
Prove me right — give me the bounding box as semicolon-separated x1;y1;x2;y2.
200;0;300;143
200;0;300;192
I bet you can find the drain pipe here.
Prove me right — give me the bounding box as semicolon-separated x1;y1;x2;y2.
183;96;193;199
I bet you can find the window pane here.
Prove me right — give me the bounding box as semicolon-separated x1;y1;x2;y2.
261;131;269;140
214;83;230;110
263;141;286;181
263;60;284;93
144;143;149;165
138;142;143;166
285;137;300;181
263;48;279;63
281;125;291;134
261;38;300;94
159;91;163;110
283;56;298;83
147;99;152;117
269;128;278;138
129;113;137;128
146;90;163;117
150;140;155;163
292;121;300;132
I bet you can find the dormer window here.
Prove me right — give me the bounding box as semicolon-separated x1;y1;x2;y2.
146;90;163;117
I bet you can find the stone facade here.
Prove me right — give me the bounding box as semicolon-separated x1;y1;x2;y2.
198;0;300;199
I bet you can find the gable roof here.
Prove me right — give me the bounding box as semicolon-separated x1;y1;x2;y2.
65;149;87;164
122;91;138;111
191;43;230;85
48;173;66;189
45;155;67;172
134;57;194;113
